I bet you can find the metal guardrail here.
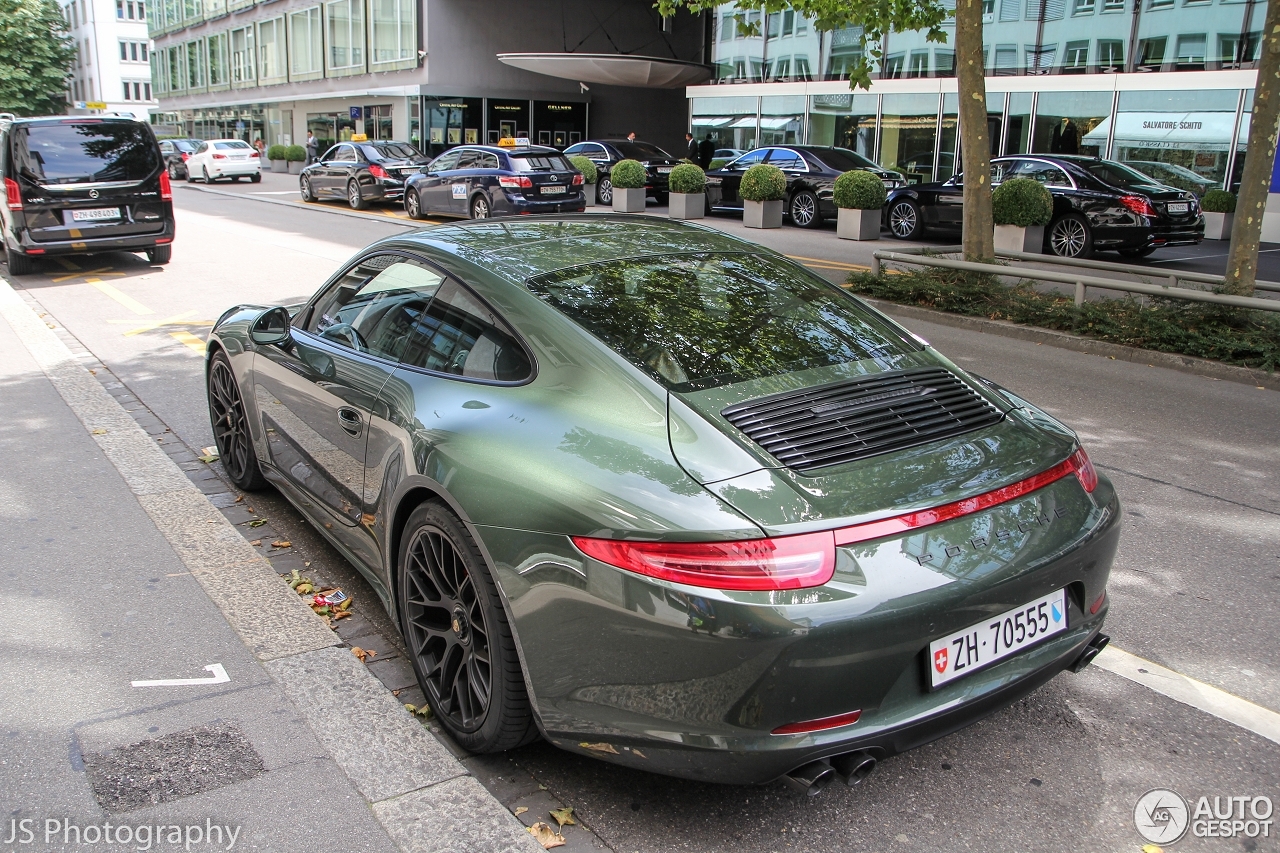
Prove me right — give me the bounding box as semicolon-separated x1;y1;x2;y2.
876;245;1280;296
870;250;1280;313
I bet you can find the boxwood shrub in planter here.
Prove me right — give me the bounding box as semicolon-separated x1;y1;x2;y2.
667;163;705;220
568;155;598;206
266;144;287;171
1200;189;1236;240
740;163;786;228
992;177;1053;254
610;158;647;213
284;144;307;174
833;170;886;240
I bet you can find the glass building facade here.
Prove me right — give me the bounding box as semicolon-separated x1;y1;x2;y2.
691;0;1263;193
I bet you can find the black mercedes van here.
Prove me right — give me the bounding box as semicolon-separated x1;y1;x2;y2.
0;114;175;276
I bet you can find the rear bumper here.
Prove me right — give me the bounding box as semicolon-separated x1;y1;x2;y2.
497;192;587;215
1095;220;1205;250
6;216;175;257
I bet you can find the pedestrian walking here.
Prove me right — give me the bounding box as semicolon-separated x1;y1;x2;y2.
698;135;714;169
253;137;266;161
685;132;698;162
305;131;319;165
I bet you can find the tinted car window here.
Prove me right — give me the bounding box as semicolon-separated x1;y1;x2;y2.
1087;161;1166;190
214;141;251;150
611;141;672;160
767;149;805;171
399;281;532;381
809;147;878;172
1013;160;1071;187
12;121;159;184
174;140;197;153
510;153;572;172
727;149;767;169
428;150;462;172
308;255;446;362
359;142;423;161
527;253;912;391
333;145;358;162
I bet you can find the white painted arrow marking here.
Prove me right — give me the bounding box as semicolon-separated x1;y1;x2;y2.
131;663;230;688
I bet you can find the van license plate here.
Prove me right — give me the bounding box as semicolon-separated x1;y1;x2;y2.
928;588;1068;688
71;207;121;222
1167;202;1188;214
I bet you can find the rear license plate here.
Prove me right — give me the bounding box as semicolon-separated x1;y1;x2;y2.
928;588;1068;688
1167;202;1189;214
70;207;121;222
656;166;673;174
541;185;566;195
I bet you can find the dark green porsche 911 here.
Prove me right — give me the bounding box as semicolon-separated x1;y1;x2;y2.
205;215;1119;794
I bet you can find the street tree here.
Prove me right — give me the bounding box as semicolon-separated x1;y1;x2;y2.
0;0;77;116
657;0;995;260
1222;0;1280;297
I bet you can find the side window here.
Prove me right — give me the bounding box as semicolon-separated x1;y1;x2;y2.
1013;160;1070;187
196;142;208;154
990;161;1012;185
159;141;173;154
477;153;500;170
305;255;447;362
429;151;461;172
334;144;357;162
585;143;606;157
766;149;805;171
454;150;480;169
563;143;585;155
319;145;342;162
730;149;768;169
399;281;532;382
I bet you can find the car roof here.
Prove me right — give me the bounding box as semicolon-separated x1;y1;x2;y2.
8;116;146;126
392;215;766;282
440;144;561;155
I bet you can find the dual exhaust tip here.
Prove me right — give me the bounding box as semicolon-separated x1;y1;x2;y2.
783;751;877;797
1070;632;1110;673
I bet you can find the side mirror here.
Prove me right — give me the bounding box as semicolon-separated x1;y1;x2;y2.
250;306;292;347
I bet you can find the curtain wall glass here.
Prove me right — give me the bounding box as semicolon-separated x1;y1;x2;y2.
691;96;759;153
807;93;878;157
880;93;941;183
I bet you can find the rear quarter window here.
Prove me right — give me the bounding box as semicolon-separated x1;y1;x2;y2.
510;154;573;172
13;121;159;184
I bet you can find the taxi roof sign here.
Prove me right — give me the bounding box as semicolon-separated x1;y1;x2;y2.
497;137;531;148
351;133;369;142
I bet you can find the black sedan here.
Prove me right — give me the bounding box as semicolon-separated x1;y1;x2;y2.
705;146;905;228
159;138;199;180
562;139;682;205
884;155;1205;258
299;140;429;210
403;144;585;220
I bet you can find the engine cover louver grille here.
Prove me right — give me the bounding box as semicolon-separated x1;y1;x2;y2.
720;367;1004;474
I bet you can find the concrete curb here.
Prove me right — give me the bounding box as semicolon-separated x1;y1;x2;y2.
0;274;541;853
862;297;1280;391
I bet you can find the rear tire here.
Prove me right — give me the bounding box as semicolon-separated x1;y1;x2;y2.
399;502;537;753
202;166;212;184
887;198;925;240
5;249;36;276
347;180;366;210
1047;214;1093;259
207;350;268;491
469;195;490;219
146;245;172;265
250;173;261;184
597;177;613;205
168;162;180;180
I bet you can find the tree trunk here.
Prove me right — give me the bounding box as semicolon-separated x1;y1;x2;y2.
1223;0;1280;297
955;0;994;261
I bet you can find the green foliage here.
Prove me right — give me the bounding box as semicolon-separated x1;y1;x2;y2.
0;0;77;115
992;178;1053;227
266;144;287;161
833;169;886;209
655;0;948;90
568;155;597;185
707;158;729;170
668;162;706;194
284;145;306;162
739;163;786;202
610;159;646;189
847;266;1280;371
1201;189;1237;213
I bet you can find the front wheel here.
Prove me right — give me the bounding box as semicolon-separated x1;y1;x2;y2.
347;180;366;210
168;162;180;180
789;190;822;228
597;177;613;205
469;195;490;219
300;176;316;202
887;198;924;240
207;350;268;491
399;503;537;753
405;189;425;219
1048;214;1093;258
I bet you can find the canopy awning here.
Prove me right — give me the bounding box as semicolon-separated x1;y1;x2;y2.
1084;112;1242;152
495;53;712;88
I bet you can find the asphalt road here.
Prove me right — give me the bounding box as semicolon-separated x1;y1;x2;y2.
5;182;1278;853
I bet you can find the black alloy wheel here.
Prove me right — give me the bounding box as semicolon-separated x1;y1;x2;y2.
398;503;536;752
1048;214;1092;258
207;351;267;491
789;190;822;228
406;189;424;219
888;198;924;239
168;162;180;180
470;195;490;219
597;177;613;205
300;176;316;202
347;180;366;210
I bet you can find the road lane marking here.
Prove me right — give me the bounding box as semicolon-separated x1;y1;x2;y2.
50;266;124;283
786;254;871;272
250;191;302;195
88;279;153;315
116;310;199;335
132;663;229;687
1097;646;1280;746
170;330;207;353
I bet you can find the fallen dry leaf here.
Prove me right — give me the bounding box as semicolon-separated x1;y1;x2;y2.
246;518;267;528
514;807;528;817
549;807;576;828
271;540;292;548
197;455;218;463
404;703;432;719
249;539;261;546
91;429;107;435
332;610;351;621
578;742;619;755
527;823;564;849
352;647;377;662
1142;847;1165;853
234;495;244;503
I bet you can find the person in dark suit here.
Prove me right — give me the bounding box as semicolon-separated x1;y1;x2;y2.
698;135;715;168
685;132;698;162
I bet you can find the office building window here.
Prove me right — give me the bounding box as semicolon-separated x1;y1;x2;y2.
289;7;323;76
257;17;286;82
370;0;414;67
1102;0;1125;10
1098;38;1124;67
116;0;123;17
1032;91;1110;156
782;10;794;36
122;82;130;100
167;44;185;91
208;31;228;86
935;50;955;75
187;38;206;88
230;26;254;84
1176;33;1207;67
993;44;1018;74
144;82;151;99
1138;36;1167;68
1064;40;1089;71
326;0;365;72
1073;0;1094;13
182;0;200;23
908;50;929;77
881;93;940;183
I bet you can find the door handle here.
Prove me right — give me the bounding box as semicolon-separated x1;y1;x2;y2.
337;407;363;436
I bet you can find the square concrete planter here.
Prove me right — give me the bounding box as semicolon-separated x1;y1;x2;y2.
612;187;646;213
269;160;286;173
837;207;881;240
993;224;1045;254
669;192;704;220
1202;210;1233;240
287;160;303;175
583;184;596;207
743;199;783;229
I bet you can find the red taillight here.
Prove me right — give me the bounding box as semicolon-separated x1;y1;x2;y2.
26;248;45;254
4;177;22;210
1119;194;1155;217
249;150;260;158
572;173;584;185
1089;591;1107;615
181;152;190;161
159;168;172;200
368;163;388;179
771;710;862;735
572;531;836;591
498;175;533;189
213;153;227;160
1068;447;1098;493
